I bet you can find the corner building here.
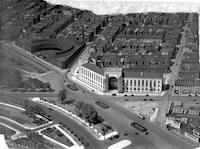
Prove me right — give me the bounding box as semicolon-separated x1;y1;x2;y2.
78;63;106;92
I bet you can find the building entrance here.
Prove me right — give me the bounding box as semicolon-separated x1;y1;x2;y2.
109;77;118;90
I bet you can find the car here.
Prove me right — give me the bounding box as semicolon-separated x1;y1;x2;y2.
124;99;130;102
95;101;109;109
134;132;139;135
149;99;154;101
136;114;145;120
130;122;147;132
143;99;147;101
145;131;149;135
66;84;78;91
112;94;116;96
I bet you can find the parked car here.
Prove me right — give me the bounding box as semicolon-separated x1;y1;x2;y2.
136;114;145;120
124;98;130;102
95;101;109;109
66;84;78;91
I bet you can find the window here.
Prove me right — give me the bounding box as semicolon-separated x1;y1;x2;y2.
146;80;148;86
142;80;144;86
130;80;133;86
127;80;129;86
134;80;136;86
138;80;140;86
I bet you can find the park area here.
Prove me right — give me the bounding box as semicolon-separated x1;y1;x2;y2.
0;103;49;128
41;126;75;148
13;132;66;149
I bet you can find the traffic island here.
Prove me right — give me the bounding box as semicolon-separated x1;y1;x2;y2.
0;102;53;130
31;97;119;141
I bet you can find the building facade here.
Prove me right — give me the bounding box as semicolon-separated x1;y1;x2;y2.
174;80;200;95
78;63;163;94
124;77;162;94
78;63;106;92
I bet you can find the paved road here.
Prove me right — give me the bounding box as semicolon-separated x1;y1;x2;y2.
0;85;198;148
0;116;26;133
64;83;196;149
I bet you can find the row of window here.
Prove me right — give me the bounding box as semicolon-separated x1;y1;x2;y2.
81;67;103;84
126;87;160;92
81;75;103;88
80;76;104;91
125;79;161;88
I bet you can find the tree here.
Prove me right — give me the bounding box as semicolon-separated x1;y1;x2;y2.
58;89;67;103
101;125;109;139
75;101;104;124
75;101;85;110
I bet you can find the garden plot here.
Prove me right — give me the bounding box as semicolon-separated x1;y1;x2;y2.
0;103;51;129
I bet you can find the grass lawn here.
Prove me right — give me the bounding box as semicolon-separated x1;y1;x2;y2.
41;126;74;147
0;124;15;137
13;137;66;149
0;104;46;127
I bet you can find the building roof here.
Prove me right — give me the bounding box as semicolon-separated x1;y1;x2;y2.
123;70;163;79
82;63;104;76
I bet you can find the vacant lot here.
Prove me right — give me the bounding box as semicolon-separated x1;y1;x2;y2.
117;100;160;120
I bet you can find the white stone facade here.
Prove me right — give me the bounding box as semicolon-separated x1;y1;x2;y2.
124;78;162;94
78;65;105;92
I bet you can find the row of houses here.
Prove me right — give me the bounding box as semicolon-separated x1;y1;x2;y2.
174;13;200;96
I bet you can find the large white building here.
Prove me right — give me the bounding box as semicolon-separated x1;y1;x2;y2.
123;70;163;94
78;63;105;92
78;63;163;95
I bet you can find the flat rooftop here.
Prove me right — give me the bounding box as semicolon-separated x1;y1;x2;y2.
82;63;104;76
